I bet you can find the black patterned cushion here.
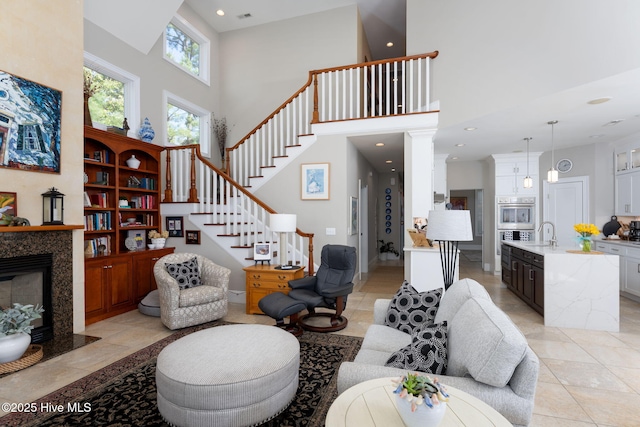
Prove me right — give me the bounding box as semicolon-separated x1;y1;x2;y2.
384;281;442;334
165;257;202;289
385;321;448;375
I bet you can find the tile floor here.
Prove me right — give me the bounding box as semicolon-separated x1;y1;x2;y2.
1;255;640;426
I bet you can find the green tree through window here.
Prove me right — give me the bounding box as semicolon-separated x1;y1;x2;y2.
165;23;200;76
167;103;200;146
84;67;125;127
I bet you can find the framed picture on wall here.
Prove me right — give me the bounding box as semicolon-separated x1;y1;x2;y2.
450;197;467;210
349;196;358;235
185;230;201;244
0;70;62;173
0;192;17;226
301;163;330;200
166;216;184;237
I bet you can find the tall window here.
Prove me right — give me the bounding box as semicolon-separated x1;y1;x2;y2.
163;15;210;85
84;53;140;131
84;68;125;127
164;91;210;156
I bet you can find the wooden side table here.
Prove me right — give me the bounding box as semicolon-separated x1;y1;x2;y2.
326;377;512;427
243;265;305;314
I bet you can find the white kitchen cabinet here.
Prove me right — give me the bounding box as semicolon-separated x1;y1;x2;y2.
623;247;640;298
614;171;640;216
615;144;640;172
492;153;541;197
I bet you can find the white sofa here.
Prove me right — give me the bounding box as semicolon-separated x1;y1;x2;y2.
337;278;539;426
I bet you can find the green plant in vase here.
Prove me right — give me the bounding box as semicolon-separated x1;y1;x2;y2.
0;303;45;363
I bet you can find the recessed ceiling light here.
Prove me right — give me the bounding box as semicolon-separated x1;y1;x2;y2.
391;168;396;172
587;97;612;105
451;156;459;160
589;134;605;138
375;143;385;147
603;119;624;126
386;42;394;47
455;143;465;147
464;127;476;131
216;9;225;16
385;160;393;164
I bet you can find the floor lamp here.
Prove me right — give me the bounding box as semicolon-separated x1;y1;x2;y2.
426;210;473;290
271;213;297;268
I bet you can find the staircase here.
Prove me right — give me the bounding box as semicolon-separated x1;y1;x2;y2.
162;51;439;272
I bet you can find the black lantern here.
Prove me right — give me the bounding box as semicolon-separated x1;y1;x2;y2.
42;187;65;225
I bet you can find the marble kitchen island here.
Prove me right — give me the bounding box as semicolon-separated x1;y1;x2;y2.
503;241;619;332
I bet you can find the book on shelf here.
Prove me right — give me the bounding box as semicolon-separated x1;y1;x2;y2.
84;235;112;256
84;212;112;231
89;192;108;208
130;195;156;209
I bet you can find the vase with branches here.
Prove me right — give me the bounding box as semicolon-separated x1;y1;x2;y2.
211;113;233;169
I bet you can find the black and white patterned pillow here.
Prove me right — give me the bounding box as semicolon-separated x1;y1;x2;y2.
384;281;442;334
165;257;202;289
385;321;448;375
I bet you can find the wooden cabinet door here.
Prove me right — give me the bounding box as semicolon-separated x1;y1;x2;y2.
85;260;108;318
109;256;133;308
133;249;173;301
532;265;544;313
522;264;533;302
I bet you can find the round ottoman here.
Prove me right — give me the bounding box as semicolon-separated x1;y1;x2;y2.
156;324;300;427
138;289;161;317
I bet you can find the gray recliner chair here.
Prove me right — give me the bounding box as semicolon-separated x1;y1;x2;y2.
287;244;357;332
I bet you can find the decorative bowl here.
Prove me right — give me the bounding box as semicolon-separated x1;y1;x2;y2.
148;244;157;250
127;218;136;224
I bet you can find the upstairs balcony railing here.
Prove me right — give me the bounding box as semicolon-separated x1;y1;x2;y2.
164;145;315;274
225;51;439;187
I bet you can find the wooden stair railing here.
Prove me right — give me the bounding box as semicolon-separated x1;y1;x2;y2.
164;145;315;275
225;51;439;186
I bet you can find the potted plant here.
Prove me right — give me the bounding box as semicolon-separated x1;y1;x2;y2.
0;303;44;363
149;229;169;248
392;373;449;426
378;240;400;261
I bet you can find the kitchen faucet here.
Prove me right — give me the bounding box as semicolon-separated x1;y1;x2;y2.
538;221;558;248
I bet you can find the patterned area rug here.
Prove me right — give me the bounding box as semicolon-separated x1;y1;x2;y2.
2;321;362;427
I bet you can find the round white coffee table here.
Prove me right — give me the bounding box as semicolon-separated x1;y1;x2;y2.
326;377;511;427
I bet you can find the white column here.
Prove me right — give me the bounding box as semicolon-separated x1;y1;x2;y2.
404;129;436;282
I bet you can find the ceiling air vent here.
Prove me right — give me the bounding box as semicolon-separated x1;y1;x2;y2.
237;13;252;19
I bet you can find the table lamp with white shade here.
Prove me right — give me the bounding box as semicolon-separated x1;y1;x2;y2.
271;213;297;268
426;210;473;289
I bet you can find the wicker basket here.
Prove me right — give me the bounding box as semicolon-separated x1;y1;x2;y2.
0;345;43;374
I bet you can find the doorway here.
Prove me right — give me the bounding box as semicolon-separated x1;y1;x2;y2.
542;176;588;246
449;189;484;265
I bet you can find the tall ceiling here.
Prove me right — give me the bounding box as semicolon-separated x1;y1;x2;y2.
85;1;640;174
184;0;407;60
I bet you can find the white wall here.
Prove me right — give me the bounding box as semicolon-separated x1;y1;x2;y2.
219;6;361;148
84;2;222;162
1;0;85;332
406;0;640;129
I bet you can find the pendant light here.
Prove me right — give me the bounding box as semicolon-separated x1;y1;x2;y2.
523;137;533;188
547;120;559;183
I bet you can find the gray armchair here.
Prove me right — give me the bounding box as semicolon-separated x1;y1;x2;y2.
153;253;230;330
288;245;357;332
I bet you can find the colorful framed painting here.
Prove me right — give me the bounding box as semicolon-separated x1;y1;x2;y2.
185;230;201;245
0;191;17;226
166;216;184;237
0;70;62;173
301;163;330;200
450;197;468;210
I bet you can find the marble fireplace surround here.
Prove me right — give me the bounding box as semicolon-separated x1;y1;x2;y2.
0;229;75;339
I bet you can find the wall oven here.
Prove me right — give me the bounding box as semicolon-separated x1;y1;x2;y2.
497;197;535;230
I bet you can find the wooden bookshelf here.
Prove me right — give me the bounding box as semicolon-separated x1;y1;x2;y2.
83;126;173;324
